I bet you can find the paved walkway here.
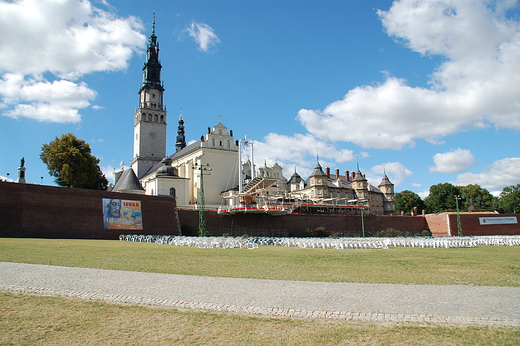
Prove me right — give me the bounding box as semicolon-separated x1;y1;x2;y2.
1;262;519;326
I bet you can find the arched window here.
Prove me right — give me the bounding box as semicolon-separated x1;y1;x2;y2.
154;114;158;122
160;115;164;123
169;188;176;198
148;114;153;122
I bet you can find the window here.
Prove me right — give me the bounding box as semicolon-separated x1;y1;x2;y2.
169;188;176;198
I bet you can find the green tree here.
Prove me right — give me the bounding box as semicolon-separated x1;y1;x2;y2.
40;133;109;190
394;190;425;214
458;184;495;211
424;182;460;213
498;184;520;213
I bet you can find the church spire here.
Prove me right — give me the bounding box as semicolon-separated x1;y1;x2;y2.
176;113;186;152
141;13;163;92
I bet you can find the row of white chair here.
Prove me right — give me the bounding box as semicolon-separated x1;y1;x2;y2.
119;234;520;249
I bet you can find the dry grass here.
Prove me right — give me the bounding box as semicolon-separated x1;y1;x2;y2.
0;238;519;286
1;292;519;346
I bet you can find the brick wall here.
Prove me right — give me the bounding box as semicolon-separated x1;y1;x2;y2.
425;213;520;237
0;182;179;239
178;210;428;237
4;182;516;239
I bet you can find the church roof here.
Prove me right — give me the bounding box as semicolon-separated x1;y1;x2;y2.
113;168;144;192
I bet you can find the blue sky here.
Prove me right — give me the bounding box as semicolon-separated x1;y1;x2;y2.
1;0;519;197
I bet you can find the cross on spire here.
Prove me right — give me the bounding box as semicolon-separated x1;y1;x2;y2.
152;11;156;35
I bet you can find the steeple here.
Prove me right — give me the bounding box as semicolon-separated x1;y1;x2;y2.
176;114;186;152
131;14;168;179
141;12;164;92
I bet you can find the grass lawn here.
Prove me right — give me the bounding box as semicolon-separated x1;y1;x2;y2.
1;292;519;346
0;238;519;286
1;238;520;345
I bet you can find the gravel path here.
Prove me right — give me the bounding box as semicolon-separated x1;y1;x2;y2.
1;262;519;326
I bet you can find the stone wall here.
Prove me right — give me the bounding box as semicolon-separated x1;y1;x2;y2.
0;182;179;239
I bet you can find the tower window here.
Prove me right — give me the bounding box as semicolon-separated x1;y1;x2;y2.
154;114;158;122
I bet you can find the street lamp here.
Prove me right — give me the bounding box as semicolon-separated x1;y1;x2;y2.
193;162;212;237
350;198;368;237
454;195;463;236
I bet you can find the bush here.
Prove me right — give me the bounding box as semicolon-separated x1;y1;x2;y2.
375;228;404;237
303;227;330;238
421;230;432;237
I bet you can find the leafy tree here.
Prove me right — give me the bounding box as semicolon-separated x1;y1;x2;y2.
40;133;109;190
394;190;426;214
498;184;520;213
458;184;495;211
424;183;460;213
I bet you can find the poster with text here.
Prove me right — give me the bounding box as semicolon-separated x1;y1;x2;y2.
103;198;143;230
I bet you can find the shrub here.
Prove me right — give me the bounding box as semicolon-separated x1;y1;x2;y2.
421;230;432;237
376;228;404;237
303;227;330;238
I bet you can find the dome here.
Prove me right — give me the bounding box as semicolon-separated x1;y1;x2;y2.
156;157;176;176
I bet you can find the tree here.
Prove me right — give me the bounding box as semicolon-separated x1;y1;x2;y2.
424;183;460;213
458;184;495;211
40;133;109;190
394;190;425;215
498;184;520;213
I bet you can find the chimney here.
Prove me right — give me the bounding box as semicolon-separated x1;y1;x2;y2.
351;171;355;180
326;167;330;178
345;170;349;181
335;169;340;179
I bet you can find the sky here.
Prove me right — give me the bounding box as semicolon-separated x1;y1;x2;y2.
1;0;519;198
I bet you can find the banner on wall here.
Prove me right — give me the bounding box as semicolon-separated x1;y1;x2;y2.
479;216;517;225
103;198;143;230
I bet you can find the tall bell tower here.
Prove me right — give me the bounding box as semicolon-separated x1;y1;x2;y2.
131;14;167;178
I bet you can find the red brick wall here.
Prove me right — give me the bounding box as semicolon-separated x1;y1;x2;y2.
0;182;179;239
178;210;428;237
425;213;520;237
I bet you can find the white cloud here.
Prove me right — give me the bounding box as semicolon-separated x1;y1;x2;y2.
255;133;356;166
430;148;477;173
0;175;14;182
369;162;413;186
187;22;220;52
0;0;145;122
0;73;96;122
296;0;520;149
253;132;358;180
417;189;430;200
453;157;520;191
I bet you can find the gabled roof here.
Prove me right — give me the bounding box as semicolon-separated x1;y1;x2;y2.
113;168;144;192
